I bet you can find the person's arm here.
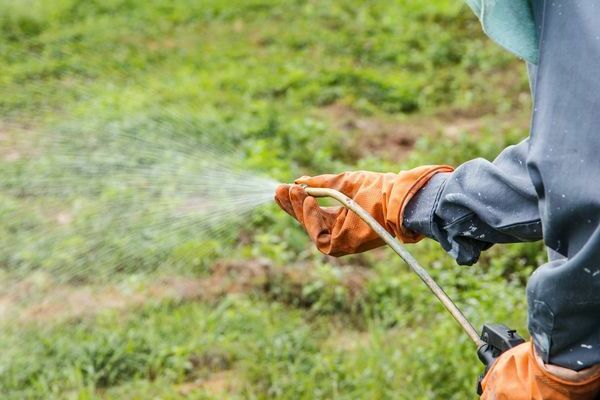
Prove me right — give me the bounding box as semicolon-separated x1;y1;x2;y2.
417;2;600;398
274;165;453;256
404;138;541;265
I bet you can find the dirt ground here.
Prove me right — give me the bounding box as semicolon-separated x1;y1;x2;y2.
321;102;530;163
0;259;373;325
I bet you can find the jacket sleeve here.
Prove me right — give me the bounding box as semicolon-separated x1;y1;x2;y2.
409;0;600;371
404;137;542;265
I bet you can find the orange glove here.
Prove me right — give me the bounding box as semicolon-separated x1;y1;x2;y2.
481;342;600;400
274;165;453;256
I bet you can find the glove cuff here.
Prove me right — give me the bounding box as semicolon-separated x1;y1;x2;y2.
481;341;600;400
531;342;600;386
385;165;454;243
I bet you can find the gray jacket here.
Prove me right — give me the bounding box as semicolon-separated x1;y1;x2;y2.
405;0;600;370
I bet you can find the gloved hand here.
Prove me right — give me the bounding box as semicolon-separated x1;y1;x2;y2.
481;341;600;400
274;165;453;256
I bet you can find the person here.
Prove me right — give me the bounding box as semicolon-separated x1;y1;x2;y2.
275;1;600;398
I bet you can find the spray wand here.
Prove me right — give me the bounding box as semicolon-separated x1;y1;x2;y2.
303;186;525;394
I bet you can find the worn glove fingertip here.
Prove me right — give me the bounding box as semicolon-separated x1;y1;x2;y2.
293;176;312;185
274;184;296;218
274;184;291;199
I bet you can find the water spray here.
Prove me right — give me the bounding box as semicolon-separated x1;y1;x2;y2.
302;186;524;394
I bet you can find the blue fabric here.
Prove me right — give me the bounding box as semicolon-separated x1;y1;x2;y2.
465;0;539;64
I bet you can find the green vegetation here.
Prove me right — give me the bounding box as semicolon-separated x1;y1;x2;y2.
0;0;542;398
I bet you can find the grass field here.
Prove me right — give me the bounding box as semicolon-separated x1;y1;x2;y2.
0;1;544;398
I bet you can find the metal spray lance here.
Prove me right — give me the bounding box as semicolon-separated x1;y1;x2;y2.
301;185;525;395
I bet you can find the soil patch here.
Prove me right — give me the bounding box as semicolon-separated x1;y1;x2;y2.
177;370;241;397
0;259;373;324
321;103;530;163
324;329;371;352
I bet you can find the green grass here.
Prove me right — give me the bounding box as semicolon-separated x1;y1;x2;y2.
0;245;538;399
0;0;541;398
